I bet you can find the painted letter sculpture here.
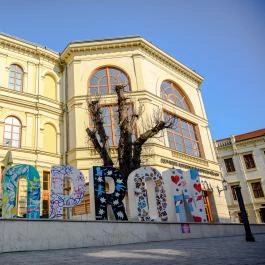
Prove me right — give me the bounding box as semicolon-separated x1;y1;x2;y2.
49;165;85;219
162;168;207;223
1;163;207;223
90;166;127;220
127;167;168;221
2;164;40;218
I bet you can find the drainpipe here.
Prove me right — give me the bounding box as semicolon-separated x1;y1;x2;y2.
61;59;70;219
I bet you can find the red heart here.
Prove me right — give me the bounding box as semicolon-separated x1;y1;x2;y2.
171;175;180;185
196;195;203;201
193;216;202;222
188;198;193;203
194;183;202;193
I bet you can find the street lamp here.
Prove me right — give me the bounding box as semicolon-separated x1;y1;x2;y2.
234;186;255;242
217;179;228;195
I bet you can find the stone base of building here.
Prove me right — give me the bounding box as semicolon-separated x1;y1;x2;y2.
0;219;265;253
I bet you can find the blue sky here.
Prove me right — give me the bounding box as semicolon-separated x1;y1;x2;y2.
1;0;264;139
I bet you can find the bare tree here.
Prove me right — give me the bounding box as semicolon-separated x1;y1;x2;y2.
86;85;174;179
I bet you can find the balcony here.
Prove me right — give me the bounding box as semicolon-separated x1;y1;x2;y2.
215;138;232;148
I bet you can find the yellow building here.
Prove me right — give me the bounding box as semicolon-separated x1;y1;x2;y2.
0;33;229;222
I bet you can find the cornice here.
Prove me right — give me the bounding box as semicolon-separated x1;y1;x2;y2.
0;88;63;116
68;143;219;171
0;33;59;64
171;150;209;166
66;90;208;125
0;145;62;159
235;137;265;147
60;37;203;86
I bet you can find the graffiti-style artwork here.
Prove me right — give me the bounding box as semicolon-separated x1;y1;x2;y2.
164;168;206;223
2;164;40;219
131;167;168;221
93;166;127;221
49;165;85;219
189;169;206;222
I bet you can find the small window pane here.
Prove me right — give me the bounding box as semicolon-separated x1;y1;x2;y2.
5;125;12;132
12;140;19;148
12;127;19;133
4;132;11;139
90;87;99;95
99;86;108;95
12;133;19;140
4;139;11;145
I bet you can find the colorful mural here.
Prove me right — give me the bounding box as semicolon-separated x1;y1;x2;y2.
163;168;206;223
128;167;168;221
49;165;85;219
93;166;127;220
2;164;40;219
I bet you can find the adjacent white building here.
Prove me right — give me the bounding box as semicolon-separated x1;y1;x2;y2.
215;129;265;223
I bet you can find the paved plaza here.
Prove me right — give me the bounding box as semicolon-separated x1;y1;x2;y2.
0;234;265;265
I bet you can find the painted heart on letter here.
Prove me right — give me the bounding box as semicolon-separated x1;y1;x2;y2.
194;183;202;193
171;175;180;185
196;195;203;201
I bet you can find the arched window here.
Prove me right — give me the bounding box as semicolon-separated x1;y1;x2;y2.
44;74;57;100
43;123;57;153
88;67;130;95
161;81;191;112
9;64;23;91
4;116;21;148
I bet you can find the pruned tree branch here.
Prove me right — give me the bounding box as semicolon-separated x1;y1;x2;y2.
86;99;113;166
115;85;133;177
86;85;175;178
132;120;172;169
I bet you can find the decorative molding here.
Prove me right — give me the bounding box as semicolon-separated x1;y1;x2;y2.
0;35;59;64
61;38;203;85
171;150;209;166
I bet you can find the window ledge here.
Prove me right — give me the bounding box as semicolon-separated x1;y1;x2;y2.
245;168;257;172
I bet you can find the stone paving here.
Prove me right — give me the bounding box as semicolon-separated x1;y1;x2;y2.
0;234;265;265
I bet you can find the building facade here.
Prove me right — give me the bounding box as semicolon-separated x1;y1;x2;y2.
215;129;265;223
0;33;229;222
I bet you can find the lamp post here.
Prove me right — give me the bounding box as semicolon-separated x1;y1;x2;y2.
234;186;255;242
217;179;228;195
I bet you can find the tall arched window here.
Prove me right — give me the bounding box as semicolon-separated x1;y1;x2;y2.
4;116;22;148
161;81;191;112
44;74;57;100
9;64;23;92
88;67;130;95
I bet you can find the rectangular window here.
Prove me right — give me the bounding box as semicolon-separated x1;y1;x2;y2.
164;112;201;157
243;154;256;169
251;182;264;198
231;184;240;200
43;171;50;191
42;200;49;218
224;158;235;173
